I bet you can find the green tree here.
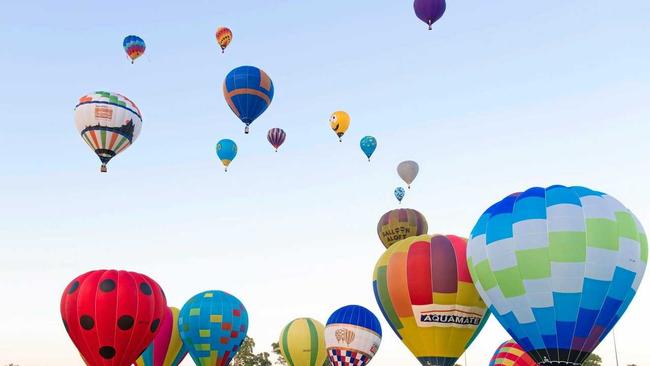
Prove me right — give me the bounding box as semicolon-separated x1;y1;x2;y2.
232;337;272;366
583;353;602;366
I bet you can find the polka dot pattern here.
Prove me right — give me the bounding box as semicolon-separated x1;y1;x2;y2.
60;270;166;366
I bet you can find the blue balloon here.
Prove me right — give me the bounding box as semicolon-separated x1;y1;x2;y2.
394;187;406;204
360;136;377;161
178;291;248;366
223;66;274;134
216;139;237;171
325;305;382;365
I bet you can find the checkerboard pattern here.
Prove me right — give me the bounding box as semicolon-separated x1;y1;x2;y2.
467;185;647;365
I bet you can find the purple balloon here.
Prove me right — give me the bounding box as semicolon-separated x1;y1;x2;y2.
413;0;446;30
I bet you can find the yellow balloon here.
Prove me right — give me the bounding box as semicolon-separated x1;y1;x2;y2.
279;318;327;366
329;111;350;142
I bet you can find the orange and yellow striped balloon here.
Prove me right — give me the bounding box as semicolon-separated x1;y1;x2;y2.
216;27;232;53
373;234;489;366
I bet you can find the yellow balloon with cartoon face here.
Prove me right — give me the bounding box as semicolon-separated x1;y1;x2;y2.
329;111;350;142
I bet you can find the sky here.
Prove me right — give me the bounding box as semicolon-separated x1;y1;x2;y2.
1;0;649;365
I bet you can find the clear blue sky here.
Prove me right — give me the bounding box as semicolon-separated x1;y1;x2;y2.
1;1;649;365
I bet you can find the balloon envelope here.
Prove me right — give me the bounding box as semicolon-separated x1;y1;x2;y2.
223;66;274;133
373;234;489;366
74;91;143;172
329;111;350;141
325;305;382;366
60;270;167;366
377;208;428;248
413;0;446;30
467;185;648;365
135;307;188;366
397;161;419;188
216;27;233;52
267;128;286;151
394;187;405;203
490;340;539;366
179;290;248;366
123;35;146;62
279;318;327;366
360;136;377;160
216;139;237;170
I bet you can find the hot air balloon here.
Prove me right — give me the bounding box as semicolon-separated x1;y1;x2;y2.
397;160;419;189
360;136;377;161
74;91;143;172
466;185;648;366
223;66;274;134
329;111;350;142
279;318;327;366
394;187;406;204
216;27;233;53
178;290;248;366
267;128;286;152
216;139;237;171
373;234;489;366
413;0;446;30
325;305;381;366
490;340;539;366
123;35;146;63
377;208;428;248
135;307;188;366
60;270;167;366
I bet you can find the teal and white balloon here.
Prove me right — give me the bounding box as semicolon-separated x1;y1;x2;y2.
360;136;377;161
394;187;405;204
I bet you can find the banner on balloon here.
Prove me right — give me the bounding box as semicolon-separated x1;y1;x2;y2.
325;324;381;357
412;304;485;328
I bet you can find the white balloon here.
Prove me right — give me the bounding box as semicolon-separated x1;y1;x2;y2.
397;160;419;188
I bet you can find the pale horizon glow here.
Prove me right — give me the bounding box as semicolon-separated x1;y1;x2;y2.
1;1;649;365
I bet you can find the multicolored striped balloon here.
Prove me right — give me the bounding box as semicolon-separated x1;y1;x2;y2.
376;208;428;248
135;307;188;366
267;128;286;152
490;340;539;366
123;35;145;63
373;234;489;366
279;318;327;366
223;66;274;134
74;91;143;172
216;27;233;53
325;305;382;366
178;291;248;366
467;185;648;365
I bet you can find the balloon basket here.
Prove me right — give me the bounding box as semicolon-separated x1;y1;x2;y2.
100;165;107;173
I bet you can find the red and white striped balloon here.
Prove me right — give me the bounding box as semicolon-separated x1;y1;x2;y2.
267;128;286;152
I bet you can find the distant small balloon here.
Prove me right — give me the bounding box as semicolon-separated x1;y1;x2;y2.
413;0;446;30
394;187;405;204
360;136;377;161
223;66;274;134
397;160;419;189
267;128;286;152
216;139;237;171
216;27;233;53
123;35;145;63
377;208;428;248
329;111;350;142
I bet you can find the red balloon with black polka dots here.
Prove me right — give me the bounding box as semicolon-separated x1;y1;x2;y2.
60;269;167;366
